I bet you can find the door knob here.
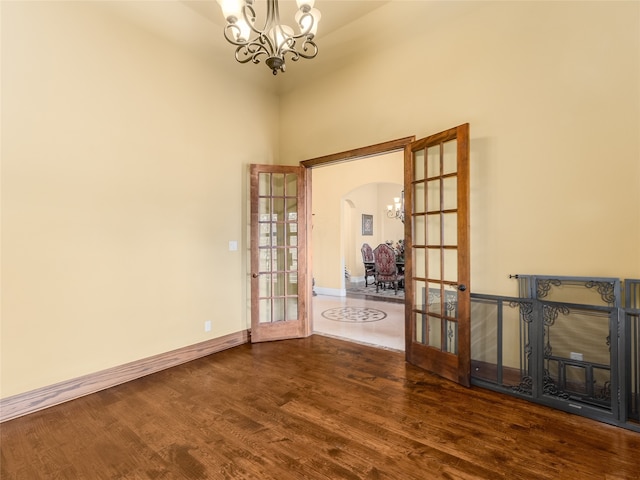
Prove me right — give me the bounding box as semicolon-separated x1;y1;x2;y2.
252;273;259;278
458;284;467;291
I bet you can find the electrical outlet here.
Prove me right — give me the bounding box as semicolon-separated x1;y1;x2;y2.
204;320;212;332
570;352;583;361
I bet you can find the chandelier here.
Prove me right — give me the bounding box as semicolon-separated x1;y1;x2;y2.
387;191;405;223
216;0;321;75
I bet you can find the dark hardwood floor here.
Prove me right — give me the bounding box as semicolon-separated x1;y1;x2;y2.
1;335;639;479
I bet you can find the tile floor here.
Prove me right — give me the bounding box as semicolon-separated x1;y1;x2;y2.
312;294;405;351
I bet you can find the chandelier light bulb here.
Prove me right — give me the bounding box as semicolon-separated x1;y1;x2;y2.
270;25;294;49
295;8;321;36
296;0;315;12
233;18;251;42
216;0;243;21
387;192;405;222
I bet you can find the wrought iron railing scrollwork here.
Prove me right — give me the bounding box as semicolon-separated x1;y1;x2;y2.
471;275;640;432
445;291;457;316
595;381;612;403
542;303;570;327
512;375;534;396
508;301;534;323
585;280;617;306
542;369;571;399
537;278;562;299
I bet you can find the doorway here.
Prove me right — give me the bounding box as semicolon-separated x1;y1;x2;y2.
298;124;472;387
312;166;405;349
302;140;412;351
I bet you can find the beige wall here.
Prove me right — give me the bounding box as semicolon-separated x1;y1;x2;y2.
282;1;640;297
2;0;639;401
1;2;278;397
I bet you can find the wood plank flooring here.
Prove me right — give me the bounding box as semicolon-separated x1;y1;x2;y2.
1;335;639;479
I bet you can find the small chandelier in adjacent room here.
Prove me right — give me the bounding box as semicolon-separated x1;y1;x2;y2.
216;0;321;75
387;191;405;223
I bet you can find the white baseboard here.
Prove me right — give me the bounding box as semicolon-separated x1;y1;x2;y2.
315;286;346;297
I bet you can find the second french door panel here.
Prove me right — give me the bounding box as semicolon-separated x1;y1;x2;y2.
405;124;471;387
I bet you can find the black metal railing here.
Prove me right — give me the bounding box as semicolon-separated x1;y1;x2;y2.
471;275;639;433
624;279;640;424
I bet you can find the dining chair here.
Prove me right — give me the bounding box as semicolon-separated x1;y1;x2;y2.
373;243;404;294
360;243;376;287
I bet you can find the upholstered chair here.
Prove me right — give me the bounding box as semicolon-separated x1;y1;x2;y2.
360;243;376;287
373;243;404;294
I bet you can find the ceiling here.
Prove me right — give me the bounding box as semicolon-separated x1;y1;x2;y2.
182;1;390;38
103;0;391;92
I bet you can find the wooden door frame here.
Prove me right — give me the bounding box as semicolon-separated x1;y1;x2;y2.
300;137;415;168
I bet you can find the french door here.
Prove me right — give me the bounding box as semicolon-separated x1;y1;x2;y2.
404;124;471;387
249;164;310;342
248;127;471;389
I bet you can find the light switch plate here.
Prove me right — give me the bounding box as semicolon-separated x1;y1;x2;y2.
228;240;238;251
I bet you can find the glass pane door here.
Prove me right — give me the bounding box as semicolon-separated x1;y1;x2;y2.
251;165;308;342
406;124;471;386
